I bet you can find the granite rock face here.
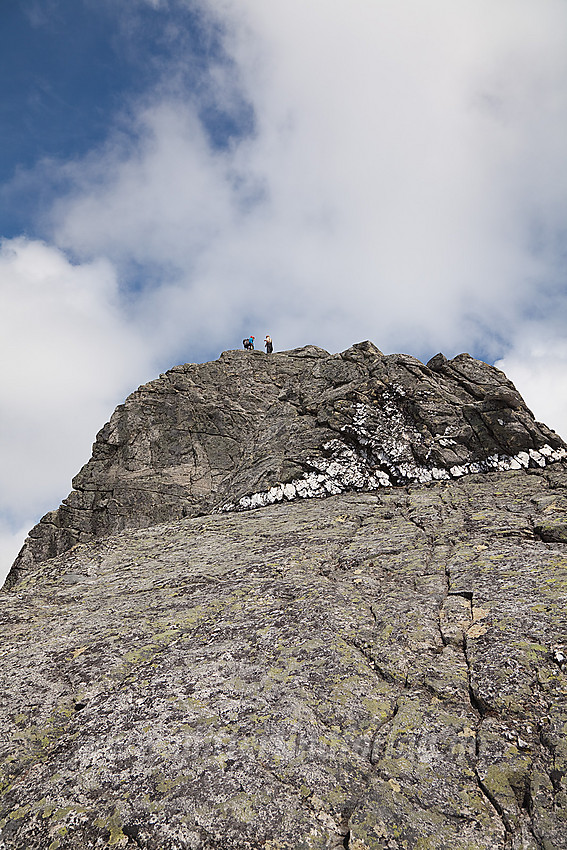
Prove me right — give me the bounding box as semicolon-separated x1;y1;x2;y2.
2;343;567;849
6;342;565;589
1;468;567;849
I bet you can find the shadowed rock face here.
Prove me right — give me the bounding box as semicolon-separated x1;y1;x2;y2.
6;342;565;589
2;343;567;849
1;469;567;848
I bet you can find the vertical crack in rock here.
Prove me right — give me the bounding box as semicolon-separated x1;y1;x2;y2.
437;566;451;649
463;633;491;722
349;637;398;687
328;804;360;850
474;769;515;840
443;566;489;721
368;702;401;767
538;722;564;812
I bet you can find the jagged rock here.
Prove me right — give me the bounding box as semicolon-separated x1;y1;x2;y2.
6;343;565;589
1;468;567;848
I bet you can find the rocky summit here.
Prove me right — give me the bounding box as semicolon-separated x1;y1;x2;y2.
6;342;566;588
1;343;567;850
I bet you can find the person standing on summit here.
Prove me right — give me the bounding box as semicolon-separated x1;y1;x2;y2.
264;335;273;354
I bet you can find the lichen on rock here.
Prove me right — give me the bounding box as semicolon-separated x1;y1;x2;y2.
2;469;567;848
2;342;567;849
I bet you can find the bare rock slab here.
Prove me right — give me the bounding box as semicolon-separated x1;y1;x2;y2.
2;467;567;848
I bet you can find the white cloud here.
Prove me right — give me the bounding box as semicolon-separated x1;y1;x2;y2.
0;238;155;582
2;0;567;579
0;520;32;586
48;0;567;359
496;331;567;441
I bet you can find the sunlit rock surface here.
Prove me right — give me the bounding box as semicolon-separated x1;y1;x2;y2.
6;342;564;589
2;344;567;849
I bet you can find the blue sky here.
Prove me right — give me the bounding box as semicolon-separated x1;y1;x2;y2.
1;0;567;579
0;0;252;236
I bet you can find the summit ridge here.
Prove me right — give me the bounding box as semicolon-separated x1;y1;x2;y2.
7;341;564;588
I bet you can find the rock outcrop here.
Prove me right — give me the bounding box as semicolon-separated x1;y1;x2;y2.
6;342;565;589
2;343;567;849
2;470;567;849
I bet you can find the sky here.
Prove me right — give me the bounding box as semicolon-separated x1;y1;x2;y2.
1;0;567;582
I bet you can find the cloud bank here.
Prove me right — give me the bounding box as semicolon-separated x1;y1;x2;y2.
50;0;567;355
1;0;567;579
0;238;154;574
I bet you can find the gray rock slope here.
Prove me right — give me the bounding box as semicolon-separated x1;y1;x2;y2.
2;343;567;849
1;470;567;849
6;342;565;589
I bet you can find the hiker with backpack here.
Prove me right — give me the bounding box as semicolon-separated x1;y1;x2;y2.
264;335;273;354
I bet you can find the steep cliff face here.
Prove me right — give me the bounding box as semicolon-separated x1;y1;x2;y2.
2;344;567;850
7;342;565;588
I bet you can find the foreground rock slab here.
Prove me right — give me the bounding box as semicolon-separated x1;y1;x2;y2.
2;467;567;849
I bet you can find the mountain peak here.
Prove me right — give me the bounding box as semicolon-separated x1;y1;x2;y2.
6;342;565;589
